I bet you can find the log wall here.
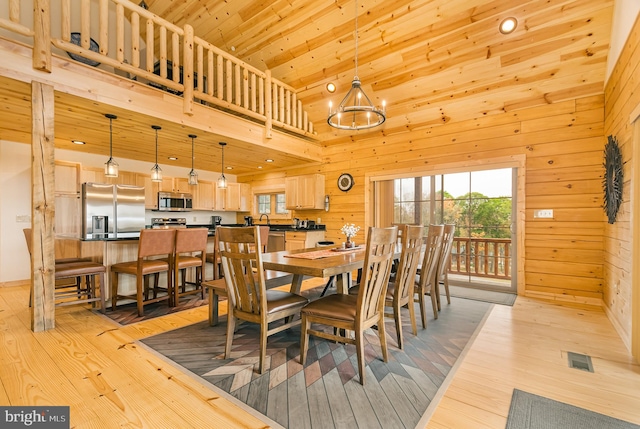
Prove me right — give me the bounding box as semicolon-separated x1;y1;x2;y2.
603;14;640;351
245;94;607;305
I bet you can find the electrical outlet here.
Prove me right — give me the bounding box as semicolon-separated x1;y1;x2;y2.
193;216;197;222
534;209;554;219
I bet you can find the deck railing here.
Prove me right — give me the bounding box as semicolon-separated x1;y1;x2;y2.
449;237;511;280
0;0;315;139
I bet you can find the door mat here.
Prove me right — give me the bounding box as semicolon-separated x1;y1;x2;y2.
102;274;295;325
506;389;640;429
447;285;516;306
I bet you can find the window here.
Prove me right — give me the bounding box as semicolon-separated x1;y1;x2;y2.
254;192;289;219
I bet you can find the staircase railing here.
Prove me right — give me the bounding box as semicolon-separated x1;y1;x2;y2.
0;0;316;139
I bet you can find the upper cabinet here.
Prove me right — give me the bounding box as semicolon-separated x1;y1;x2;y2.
285;174;325;210
55;161;81;195
215;183;251;211
195;180;215;210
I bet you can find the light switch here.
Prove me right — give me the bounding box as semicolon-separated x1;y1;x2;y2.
534;209;553;219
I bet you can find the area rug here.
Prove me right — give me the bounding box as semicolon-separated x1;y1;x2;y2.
447;285;516;306
506;389;640;429
141;296;492;428
103;275;295;325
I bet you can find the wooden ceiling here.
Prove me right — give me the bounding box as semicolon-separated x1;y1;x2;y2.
0;0;613;175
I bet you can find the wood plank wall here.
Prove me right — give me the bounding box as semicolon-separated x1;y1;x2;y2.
603;15;640;350
245;93;606;304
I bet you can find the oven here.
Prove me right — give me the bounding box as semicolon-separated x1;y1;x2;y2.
151;217;187;229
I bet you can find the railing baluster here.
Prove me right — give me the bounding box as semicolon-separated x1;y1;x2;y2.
130;11;139;68
116;3;124;62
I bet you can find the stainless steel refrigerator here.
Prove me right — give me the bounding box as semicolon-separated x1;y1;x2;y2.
82;183;146;239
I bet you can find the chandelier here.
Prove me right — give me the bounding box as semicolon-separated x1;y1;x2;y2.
104;114;119;177
327;0;386;130
217;142;227;189
188;134;198;185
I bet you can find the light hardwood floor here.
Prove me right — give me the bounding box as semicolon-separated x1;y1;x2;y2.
1;280;639;428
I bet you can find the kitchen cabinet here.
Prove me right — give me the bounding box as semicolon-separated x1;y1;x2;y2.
215;183;251;211
195;180;215;210
285;230;325;251
55;161;81;195
55;161;81;237
173;178;195;194
285;174;325;210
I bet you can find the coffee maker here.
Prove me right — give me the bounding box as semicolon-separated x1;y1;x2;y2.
244;216;254;226
211;215;222;227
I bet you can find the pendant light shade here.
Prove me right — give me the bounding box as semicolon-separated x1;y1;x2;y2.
104;114;119;177
188;134;198;185
217;142;227;189
327;0;386;130
150;125;162;182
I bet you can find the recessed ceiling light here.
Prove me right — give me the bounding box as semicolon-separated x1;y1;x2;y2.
326;83;336;93
257;166;263;169
72;140;85;145
265;159;274;163
226;166;233;170
499;17;517;34
168;156;178;160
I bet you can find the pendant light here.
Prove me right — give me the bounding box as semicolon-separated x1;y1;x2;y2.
217;142;227;189
188;134;198;185
104;114;119;177
150;125;162;182
327;0;386;130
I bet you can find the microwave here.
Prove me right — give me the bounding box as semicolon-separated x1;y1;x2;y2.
157;192;193;211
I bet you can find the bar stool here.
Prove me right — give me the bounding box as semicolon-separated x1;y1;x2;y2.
172;228;208;305
110;228;175;316
23;228;106;312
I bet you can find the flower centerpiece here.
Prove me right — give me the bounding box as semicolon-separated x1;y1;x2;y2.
340;223;360;248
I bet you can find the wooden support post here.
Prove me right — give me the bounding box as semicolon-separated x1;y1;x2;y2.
31;81;56;332
33;0;51;72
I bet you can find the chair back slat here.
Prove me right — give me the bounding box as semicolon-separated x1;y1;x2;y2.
357;226;398;321
218;226;266;317
394;225;424;302
418;225;445;291
436;224;456;281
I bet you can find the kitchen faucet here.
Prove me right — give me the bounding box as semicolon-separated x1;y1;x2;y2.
259;213;270;225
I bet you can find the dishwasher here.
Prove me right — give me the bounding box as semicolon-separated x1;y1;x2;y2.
267;231;285;252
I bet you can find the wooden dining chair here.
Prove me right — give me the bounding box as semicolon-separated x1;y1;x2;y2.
434;224;456;310
172;228;208;305
414;224;444;328
111;228;175;316
300;226;398;385
217;226;308;374
385;224;424;349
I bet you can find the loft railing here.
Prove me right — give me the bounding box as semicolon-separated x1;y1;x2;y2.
449;237;512;280
0;0;315;139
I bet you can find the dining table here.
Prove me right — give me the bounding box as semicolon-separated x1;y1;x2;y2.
261;243;402;295
261;246;367;295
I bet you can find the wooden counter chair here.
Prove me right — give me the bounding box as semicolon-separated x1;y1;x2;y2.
300;226;397;385
23;228;106;313
218;226;308;374
172;228;208;305
111;228;175;316
414;224;444;328
434;224;456;310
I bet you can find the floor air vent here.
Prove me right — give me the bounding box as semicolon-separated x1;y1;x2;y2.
567;351;594;372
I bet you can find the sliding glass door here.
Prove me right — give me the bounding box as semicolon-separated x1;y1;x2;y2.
379;167;516;293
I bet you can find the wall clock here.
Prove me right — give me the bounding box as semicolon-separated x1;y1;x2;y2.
67;32;101;67
337;173;354;192
603;135;623;224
